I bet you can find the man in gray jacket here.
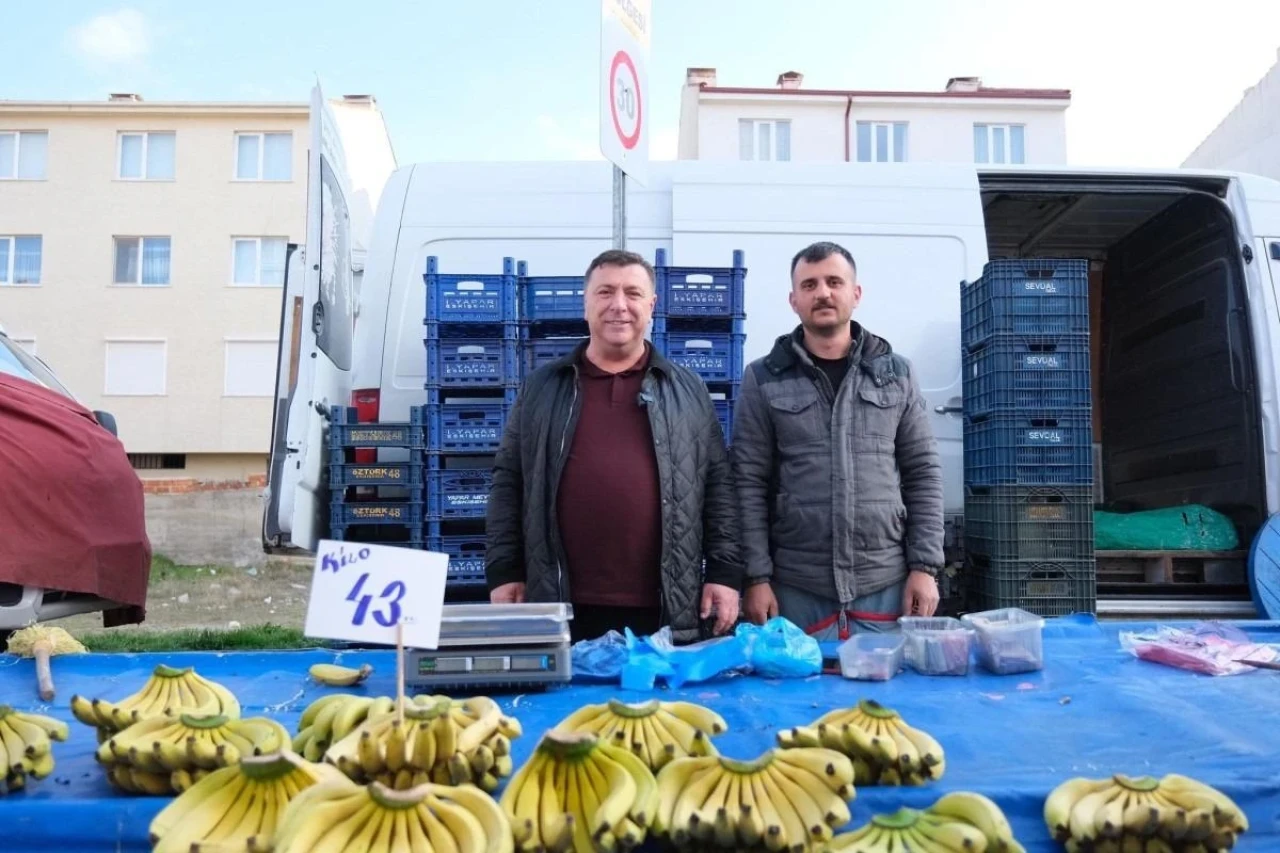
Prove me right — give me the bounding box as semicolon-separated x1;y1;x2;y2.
731;241;944;639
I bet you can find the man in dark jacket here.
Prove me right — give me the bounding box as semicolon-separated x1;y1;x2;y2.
731;241;944;640
485;249;743;644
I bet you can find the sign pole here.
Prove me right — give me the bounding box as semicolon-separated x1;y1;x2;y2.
612;165;626;249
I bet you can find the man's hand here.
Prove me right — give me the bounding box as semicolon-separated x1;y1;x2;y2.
490;582;526;604
902;570;939;617
700;583;740;635
743;582;779;625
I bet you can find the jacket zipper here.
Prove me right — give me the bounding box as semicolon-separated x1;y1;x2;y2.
642;371;670;631
549;367;580;602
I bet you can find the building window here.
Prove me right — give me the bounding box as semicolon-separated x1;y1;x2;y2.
235;132;292;180
117;131;176;180
128;453;186;470
738;120;791;162
224;340;278;396
974;124;1026;164
104;340;167;396
0;131;48;180
0;236;42;285
856;122;908;163
231;237;287;286
113;237;171;286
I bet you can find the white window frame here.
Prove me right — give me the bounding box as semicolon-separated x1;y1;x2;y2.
0;131;49;180
0;235;42;286
103;338;168;397
233;132;293;181
116;131;176;181
738;119;791;162
223;337;280;397
229;236;288;287
855;121;909;163
112;236;172;287
974;123;1026;165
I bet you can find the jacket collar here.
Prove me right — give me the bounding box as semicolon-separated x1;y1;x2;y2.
764;322;889;377
551;338;673;376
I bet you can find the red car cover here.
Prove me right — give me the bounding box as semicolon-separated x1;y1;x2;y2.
0;374;150;624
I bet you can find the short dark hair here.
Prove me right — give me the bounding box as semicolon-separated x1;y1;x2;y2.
585;249;656;289
790;241;857;276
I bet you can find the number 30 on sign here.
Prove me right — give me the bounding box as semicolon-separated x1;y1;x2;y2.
304;540;448;649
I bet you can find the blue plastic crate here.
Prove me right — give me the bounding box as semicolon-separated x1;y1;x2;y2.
653;331;745;383
426;337;520;388
964;411;1094;486
427;469;493;519
425;256;519;323
651;316;744;337
655;248;747;318
522;336;587;374
962;258;1089;350
427;535;488;584
520;270;587;322
712;397;733;442
964;485;1094;562
424;322;519;341
968;555;1096;617
963;335;1091;417
329;406;426;449
329;462;425;489
329;526;424;547
427;397;511;452
330;499;424;527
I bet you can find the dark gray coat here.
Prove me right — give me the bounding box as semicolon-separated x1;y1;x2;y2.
730;324;944;603
485;342;743;643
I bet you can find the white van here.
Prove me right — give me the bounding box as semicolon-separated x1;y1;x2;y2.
264;143;1280;616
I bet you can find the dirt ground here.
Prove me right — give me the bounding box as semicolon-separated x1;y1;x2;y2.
52;557;316;635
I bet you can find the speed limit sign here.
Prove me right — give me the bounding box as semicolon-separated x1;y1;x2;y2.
600;0;649;184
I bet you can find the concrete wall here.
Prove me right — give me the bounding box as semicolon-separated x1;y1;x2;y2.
1184;49;1280;179
688;93;1068;164
144;486;267;568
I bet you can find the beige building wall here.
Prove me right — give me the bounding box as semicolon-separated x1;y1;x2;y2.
0;97;393;485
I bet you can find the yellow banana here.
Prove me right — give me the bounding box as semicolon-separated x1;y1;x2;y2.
930;790;1017;850
661;701;727;735
653;756;716;833
309;662;374;686
1045;777;1115;841
599;741;658;828
771;756;852;829
915;810;991;851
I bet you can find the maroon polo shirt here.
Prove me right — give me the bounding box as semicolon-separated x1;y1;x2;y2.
556;345;663;608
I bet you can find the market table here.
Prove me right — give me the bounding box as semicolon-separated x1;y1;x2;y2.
1;615;1277;852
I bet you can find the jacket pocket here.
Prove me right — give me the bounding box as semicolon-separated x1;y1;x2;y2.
857;383;903;439
769;391;824;447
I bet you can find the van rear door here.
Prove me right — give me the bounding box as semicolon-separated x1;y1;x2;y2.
263;85;356;551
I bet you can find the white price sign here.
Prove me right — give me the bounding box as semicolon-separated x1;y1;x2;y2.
600;0;650;185
304;540;448;649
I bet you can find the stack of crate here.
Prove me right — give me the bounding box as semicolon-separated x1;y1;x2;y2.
327;406;426;547
961;258;1096;616
518;261;589;376
651;250;747;444
423;256;520;597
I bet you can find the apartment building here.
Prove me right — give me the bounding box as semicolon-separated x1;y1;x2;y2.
677;69;1071;165
0;94;395;486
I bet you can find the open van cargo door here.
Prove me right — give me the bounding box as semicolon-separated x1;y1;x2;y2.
263;85;356;552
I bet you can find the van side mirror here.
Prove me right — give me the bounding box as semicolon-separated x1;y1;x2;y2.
93;410;119;437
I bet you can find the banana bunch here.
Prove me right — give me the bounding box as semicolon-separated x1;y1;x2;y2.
148;750;339;853
271;777;513;853
653;746;856;852
325;695;521;793
70;664;240;740
826;792;1023;853
554;698;728;772
779;699;945;787
293;693;396;762
96;712;290;795
499;730;658;853
0;704;69;793
1044;773;1248;852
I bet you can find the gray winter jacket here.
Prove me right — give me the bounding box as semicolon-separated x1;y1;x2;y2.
730;324;944;603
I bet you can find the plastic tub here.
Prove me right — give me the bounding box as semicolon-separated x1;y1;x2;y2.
962;607;1046;674
899;616;973;676
837;633;905;681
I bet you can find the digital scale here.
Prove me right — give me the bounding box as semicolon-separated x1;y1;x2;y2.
403;603;573;692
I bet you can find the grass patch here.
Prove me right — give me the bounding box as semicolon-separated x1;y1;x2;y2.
80;624;320;653
149;554;228;582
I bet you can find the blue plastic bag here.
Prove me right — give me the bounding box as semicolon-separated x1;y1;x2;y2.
620;627;750;689
570;630;629;680
735;617;823;678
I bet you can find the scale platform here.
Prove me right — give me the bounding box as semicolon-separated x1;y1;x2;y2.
404;603;574;691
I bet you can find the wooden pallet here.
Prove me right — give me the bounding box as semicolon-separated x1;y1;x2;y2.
1095;550;1247;585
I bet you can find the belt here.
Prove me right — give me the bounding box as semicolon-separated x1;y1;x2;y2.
806;609;898;641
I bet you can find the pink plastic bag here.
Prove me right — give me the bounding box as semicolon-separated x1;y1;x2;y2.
1119;623;1279;676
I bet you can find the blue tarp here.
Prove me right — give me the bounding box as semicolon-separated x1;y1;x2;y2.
0;615;1277;851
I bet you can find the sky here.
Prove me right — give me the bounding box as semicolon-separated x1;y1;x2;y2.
3;0;1280;169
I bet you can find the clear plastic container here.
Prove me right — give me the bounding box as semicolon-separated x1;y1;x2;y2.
899;616;973;676
962;607;1046;674
837;633;905;681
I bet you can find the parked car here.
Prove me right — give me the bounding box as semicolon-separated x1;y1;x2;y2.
0;329;151;633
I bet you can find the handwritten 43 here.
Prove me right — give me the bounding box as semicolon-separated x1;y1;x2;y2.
344;572;406;627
